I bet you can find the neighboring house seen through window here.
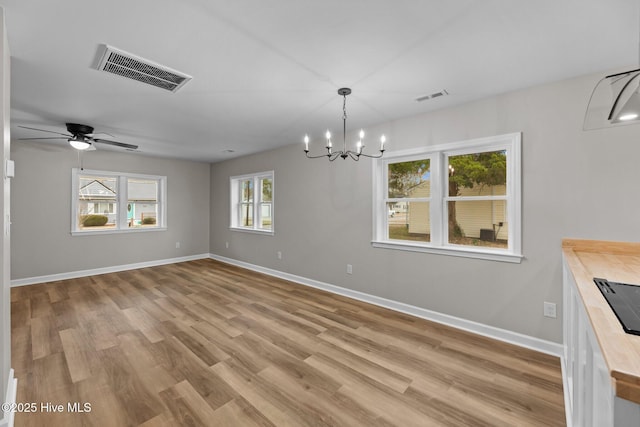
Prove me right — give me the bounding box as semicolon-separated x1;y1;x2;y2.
71;168;167;235
372;133;521;263
230;171;274;234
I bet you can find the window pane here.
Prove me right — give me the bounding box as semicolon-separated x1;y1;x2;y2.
388;159;430;198
78;175;117;229
388;201;430;242
261;178;272;202
241;179;253;202
260;203;272;229
448;150;507;196
128;179;158;227
448;200;507;248
240;203;253;227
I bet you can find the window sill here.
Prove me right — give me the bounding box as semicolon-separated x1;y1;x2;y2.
229;227;274;236
71;227;167;236
371;240;523;263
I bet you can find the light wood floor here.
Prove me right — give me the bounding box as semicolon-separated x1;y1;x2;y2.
11;259;565;426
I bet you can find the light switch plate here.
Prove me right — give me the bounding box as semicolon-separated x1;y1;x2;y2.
544;302;557;318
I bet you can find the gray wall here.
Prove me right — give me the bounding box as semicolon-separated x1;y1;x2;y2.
210;70;640;344
10;143;210;279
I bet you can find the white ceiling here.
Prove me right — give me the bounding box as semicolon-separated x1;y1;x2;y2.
3;0;638;162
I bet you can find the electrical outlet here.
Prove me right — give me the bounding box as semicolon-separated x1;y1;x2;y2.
277;251;282;260
543;302;557;318
175;241;180;249
225;241;229;249
346;264;353;274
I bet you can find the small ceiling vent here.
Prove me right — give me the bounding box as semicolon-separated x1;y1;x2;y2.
94;45;192;92
415;89;449;102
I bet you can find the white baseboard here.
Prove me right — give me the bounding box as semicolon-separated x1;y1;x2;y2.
209;253;564;358
10;254;210;287
0;369;17;427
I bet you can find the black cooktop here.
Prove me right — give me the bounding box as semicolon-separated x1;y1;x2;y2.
593;278;640;336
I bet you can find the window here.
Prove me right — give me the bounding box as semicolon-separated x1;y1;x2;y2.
72;168;166;235
128;178;160;227
230;171;274;234
373;133;521;263
386;158;431;243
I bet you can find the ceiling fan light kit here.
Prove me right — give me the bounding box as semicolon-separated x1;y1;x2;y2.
304;88;386;161
68;136;91;150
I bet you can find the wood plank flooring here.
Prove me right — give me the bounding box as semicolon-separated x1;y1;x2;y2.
11;259;565;426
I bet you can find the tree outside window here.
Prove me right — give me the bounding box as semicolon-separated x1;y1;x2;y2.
447;150;507;248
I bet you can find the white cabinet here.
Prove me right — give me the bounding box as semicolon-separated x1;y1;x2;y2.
563;256;640;426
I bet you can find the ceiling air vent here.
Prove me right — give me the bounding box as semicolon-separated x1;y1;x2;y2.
93;45;192;92
415;89;449;102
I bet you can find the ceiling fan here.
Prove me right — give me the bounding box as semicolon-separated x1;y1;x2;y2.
17;123;139;151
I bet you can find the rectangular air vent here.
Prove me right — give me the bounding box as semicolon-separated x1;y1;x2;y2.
415;89;449;102
94;45;192;92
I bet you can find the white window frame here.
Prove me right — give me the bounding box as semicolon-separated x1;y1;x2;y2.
372;133;522;263
71;168;167;236
230;170;274;235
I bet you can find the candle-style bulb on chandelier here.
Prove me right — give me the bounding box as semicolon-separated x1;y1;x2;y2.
304;88;386;161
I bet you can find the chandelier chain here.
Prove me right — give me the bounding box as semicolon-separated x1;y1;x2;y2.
342;94;347;121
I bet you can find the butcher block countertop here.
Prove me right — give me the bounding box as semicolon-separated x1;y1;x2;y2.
563;239;640;404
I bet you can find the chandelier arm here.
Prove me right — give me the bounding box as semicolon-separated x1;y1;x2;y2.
305;151;331;159
347;151;360;161
356;150;385;159
329;151;343;161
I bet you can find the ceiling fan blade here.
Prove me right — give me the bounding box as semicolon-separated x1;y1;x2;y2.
92;138;138;150
17;125;71;137
18;137;68;140
88;132;115;138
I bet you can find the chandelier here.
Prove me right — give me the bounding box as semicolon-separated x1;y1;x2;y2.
304;88;386;161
